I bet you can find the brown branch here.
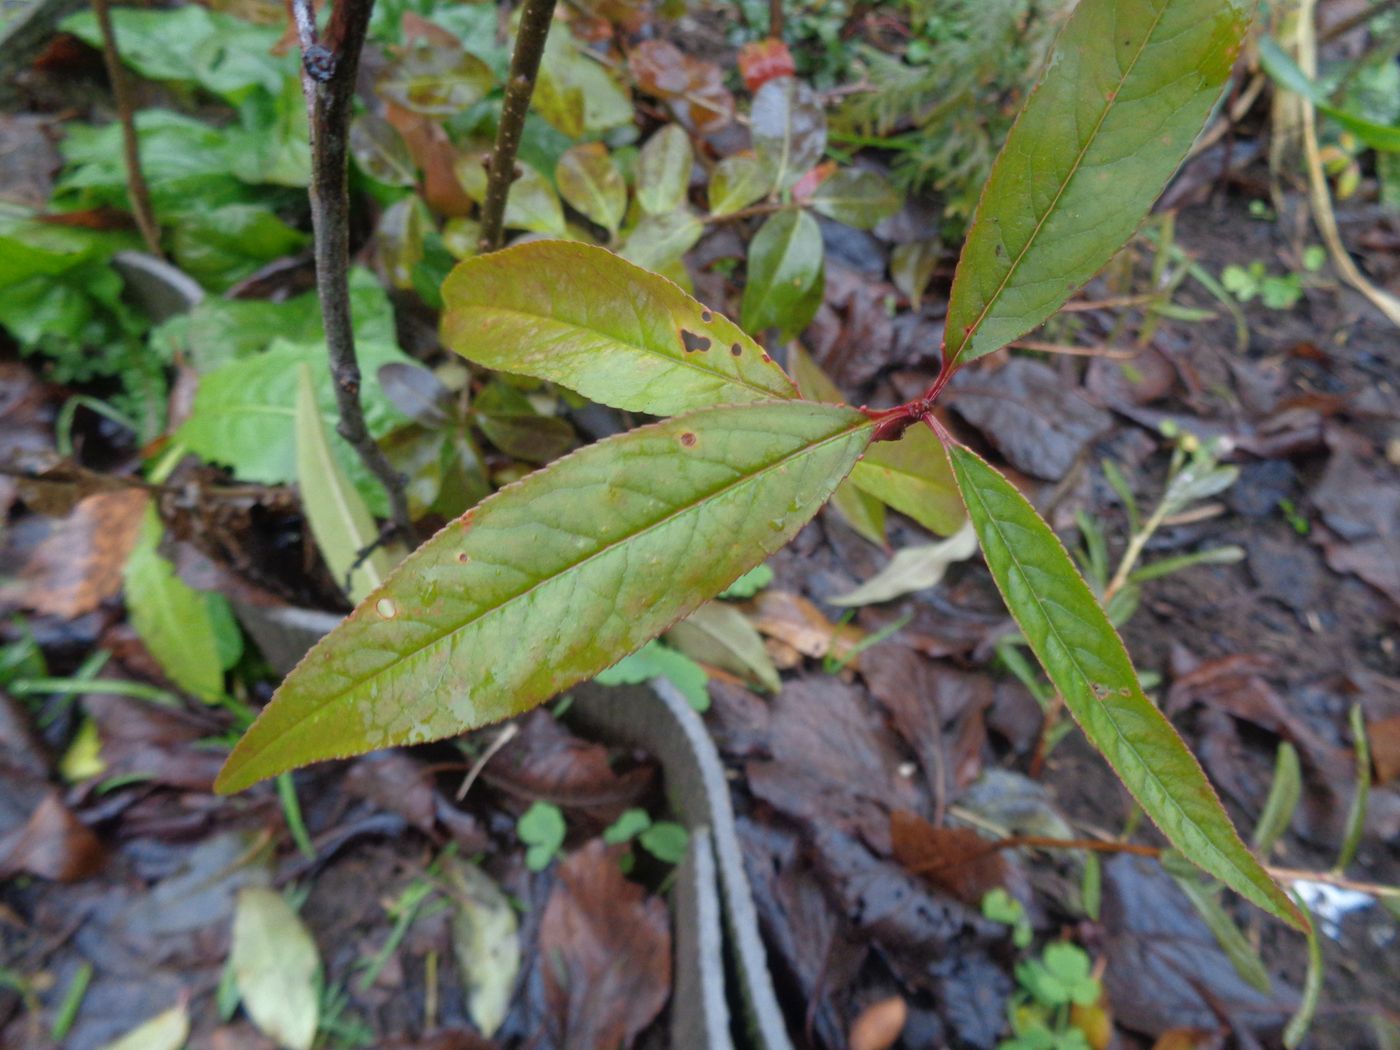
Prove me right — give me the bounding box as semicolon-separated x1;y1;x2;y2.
91;0;161;258
769;0;783;38
293;0;414;541
477;0;558;253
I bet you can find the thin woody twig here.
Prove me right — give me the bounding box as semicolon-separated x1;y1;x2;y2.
478;0;558;253
91;0;161;258
293;0;414;541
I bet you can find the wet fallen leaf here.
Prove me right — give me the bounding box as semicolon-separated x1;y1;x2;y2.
628;40;734;133
889;810;1005;905
666;600;780;692
230;887;320;1050
18;489;149;618
745;590;864;666
0;792;104;882
537;840;671;1050
444;856;519;1038
97;1001;189;1050
849;995;908;1050
830;521;978;605
480;710;653;820
949;359;1113;481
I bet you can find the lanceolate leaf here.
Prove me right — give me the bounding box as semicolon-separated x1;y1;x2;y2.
739;209;825;340
215;402;872;792
944;442;1305;931
851;424;964;536
440;241;798;416
294;364;401;603
943;0;1253;368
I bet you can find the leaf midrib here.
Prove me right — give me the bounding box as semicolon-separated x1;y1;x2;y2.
241;413;872;756
956;453;1271;905
452;302;794;402
949;0;1172;366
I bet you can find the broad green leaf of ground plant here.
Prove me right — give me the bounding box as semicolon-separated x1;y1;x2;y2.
944;442;1306;931
807;168;902;229
942;0;1253;368
740;210;825;340
635;125;694;216
294;365;401;603
851;424;965;537
215;402;872;792
555;143;627;237
708;154;770;217
440;241;798;415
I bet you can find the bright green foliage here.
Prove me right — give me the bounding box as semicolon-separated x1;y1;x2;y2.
518;801;567;871
595;640;710;712
946;443;1304;931
1016;943;1100;1009
1259;38;1400;153
294;365;401;603
943;0;1253;367
124;510;226;700
215;403;872;791
851;424;964;537
440;241;798;415
739;210;825;340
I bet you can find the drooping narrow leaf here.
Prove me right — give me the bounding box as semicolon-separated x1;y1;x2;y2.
739;209;824;340
1258;37;1400;152
440;241;798;416
215;402;872;792
294;364;402;603
124;509;224;699
945;442;1305;930
943;0;1254;368
851;424;964;537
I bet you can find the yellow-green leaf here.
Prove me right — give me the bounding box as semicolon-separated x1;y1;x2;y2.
97;1003;189;1050
556;143;627;236
945;442;1305;931
807;168;901;229
619;210;703;273
231;887;320;1050
634;124;693;216
851;424;964;536
215;402;872;792
440;241;798;416
294;364;402;603
943;0;1254;368
708;153;770;216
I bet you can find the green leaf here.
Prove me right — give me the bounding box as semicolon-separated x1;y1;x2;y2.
603;808;652;844
377;39;493;117
667;601;780;693
169;203;309;293
945;442;1306;931
807;168;901;229
231;887;320;1050
1172;874;1272;993
751;76;827;193
942;0;1253;368
708;153;770;216
639;821;689;863
1251;741;1301;856
1258;37;1400;152
440;241;799;415
350;113;417;187
890;238;941;311
851;424;964;536
176;338;410;514
556;143;627;236
215;403;871;791
295;365;402;603
443;856;520;1038
472;381;575;464
634;125;693;216
518;800;566;871
619;210;704;273
97;1003;190;1050
739;209;825;340
124;510;224;700
717;563;773;600
596;640;710;712
534;32;633;138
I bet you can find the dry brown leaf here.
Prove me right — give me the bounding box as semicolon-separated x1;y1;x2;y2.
889;810;1006;905
0;792;104;881
19;488;149;618
1369;716;1400;786
746;590;864;666
538;840;671;1050
848;995;908;1050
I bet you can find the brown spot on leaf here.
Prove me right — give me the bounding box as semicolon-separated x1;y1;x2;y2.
680;432;697;447
730;343;743;356
680;329;711;353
